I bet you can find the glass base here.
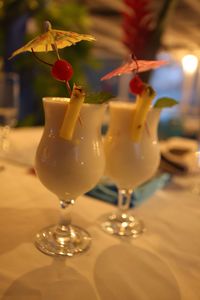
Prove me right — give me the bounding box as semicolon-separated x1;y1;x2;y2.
101;212;145;237
35;224;91;257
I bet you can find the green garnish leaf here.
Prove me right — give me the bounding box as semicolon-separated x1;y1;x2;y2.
153;97;178;108
84;91;114;104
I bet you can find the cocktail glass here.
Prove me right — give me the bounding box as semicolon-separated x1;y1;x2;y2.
0;72;19;151
102;101;160;237
35;97;105;256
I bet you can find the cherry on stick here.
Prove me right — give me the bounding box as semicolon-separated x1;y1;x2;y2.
129;75;145;95
51;59;73;82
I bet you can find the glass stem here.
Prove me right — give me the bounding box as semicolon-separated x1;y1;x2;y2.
53;199;76;244
118;189;133;213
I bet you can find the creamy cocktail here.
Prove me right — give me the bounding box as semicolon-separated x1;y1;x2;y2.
9;21;109;256
99;53;177;238
102;101;160;237
35;96;105;256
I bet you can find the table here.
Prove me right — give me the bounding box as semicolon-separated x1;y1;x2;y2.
0;128;200;300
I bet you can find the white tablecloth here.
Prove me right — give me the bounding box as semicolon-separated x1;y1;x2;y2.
0;128;200;300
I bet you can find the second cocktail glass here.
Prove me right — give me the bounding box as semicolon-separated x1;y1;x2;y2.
102;101;161;237
35;97;105;256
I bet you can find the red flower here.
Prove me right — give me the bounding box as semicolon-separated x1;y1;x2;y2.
122;0;154;57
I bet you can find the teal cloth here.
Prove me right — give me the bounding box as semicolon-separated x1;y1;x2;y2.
86;173;171;207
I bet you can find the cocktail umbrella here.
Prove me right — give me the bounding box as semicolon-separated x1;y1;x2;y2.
10;21;95;59
9;21;95;95
101;56;168;142
101;58;167;81
9;21;96;135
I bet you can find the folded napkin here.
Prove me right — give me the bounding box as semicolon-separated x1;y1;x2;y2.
160;137;198;175
86;173;171;207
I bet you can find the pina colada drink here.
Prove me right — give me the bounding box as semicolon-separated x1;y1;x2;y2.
34;96;106;256
100;59;177;238
9;21;106;256
102;101;161;237
104;102;160;190
35;98;105;201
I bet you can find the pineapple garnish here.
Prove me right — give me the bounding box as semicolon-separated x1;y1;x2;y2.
59;85;85;140
131;85;156;142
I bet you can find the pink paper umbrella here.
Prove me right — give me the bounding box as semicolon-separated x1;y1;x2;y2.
101;59;167;81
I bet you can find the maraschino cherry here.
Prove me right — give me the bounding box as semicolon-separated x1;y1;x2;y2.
51;59;73;82
129;75;145;95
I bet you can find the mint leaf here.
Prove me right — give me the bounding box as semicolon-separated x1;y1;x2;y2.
153;97;178;108
84;91;114;104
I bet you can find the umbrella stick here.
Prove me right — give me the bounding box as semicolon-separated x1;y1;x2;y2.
51;43;60;60
31;49;53;67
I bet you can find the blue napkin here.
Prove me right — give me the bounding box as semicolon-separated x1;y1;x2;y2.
86;173;171;207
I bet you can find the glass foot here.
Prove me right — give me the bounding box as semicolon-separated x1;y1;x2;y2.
101;212;145;237
35;224;91;256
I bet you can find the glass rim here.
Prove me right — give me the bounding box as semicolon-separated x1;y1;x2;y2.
42;97;107;107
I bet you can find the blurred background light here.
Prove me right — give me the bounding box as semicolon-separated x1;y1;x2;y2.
181;54;198;74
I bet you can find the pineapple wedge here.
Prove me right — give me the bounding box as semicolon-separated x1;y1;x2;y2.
131;85;156;142
59;85;85;140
